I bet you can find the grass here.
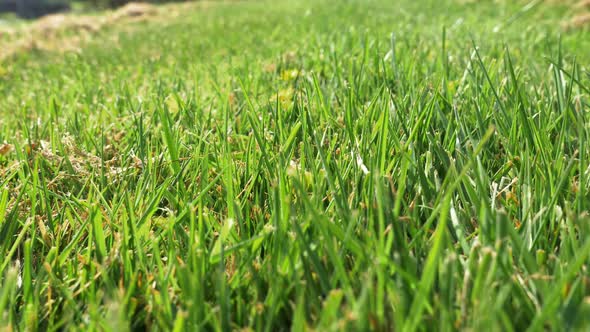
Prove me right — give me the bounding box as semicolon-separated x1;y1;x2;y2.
1;0;590;330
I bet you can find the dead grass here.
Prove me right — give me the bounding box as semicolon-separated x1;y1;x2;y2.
564;0;590;29
0;143;13;156
0;2;203;63
111;2;158;21
33;14;101;34
575;0;590;8
568;12;590;27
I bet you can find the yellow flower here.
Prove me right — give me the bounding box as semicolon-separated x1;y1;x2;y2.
280;69;300;81
270;87;294;109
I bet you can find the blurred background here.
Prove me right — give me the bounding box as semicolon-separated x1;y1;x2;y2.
0;0;178;19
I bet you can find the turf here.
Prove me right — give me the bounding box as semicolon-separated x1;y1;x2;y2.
1;0;590;330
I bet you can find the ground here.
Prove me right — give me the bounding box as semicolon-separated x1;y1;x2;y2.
0;0;590;330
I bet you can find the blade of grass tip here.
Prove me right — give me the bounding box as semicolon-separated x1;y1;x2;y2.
58;201;93;266
304;104;350;218
493;0;541;32
442;26;448;81
390;32;397;82
471;41;510;130
0;188;8;225
23;238;33;303
393;151;410;220
223;150;236;222
290;177;363;258
91;202;107;262
574;67;587;216
408;126;495;250
403;93;437;151
0;183;28;258
159;103;181;175
281;121;302;155
190;171;225;206
447;126;496;195
311;73;330;121
505;47;550;174
377;92;390;175
209;218;235;264
238;79;273;173
545;58;590;95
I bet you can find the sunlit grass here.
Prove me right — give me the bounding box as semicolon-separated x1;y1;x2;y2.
1;0;590;330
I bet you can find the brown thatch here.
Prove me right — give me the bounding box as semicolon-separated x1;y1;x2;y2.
570;13;590;27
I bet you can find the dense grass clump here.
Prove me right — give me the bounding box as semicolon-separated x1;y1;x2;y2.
1;0;589;330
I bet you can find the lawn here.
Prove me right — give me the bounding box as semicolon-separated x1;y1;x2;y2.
1;0;590;330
